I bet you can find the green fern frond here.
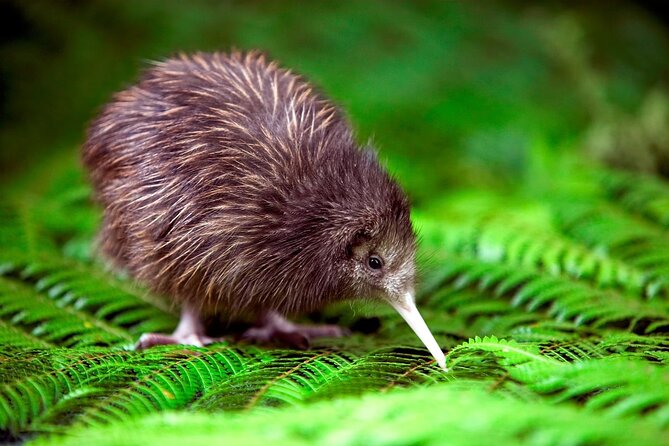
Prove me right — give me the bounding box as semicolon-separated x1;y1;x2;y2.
0;319;52;348
74;346;254;426
446;335;555;367
1;5;668;443
425;257;669;334
554;202;669;279
3;159;669;444
181;347;444;412
0;277;131;347
0;348;132;433
0;344;448;436
420;216;661;299
0;256;177;343
30;384;669;446
0;204;58;258
599;169;669;228
591;333;669;363
446;337;669;426
519;357;669;426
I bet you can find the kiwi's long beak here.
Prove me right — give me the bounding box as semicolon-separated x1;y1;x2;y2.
390;293;447;371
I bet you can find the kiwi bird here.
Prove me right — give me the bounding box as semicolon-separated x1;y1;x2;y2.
83;51;445;369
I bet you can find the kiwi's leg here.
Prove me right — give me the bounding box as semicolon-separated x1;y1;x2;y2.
241;311;350;349
135;304;218;349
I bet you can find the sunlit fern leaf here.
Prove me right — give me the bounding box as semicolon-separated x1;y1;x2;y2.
300;347;447;403
591;333;669;362
31;385;669;446
0;277;131;347
31;386;109;433
447;337;669;426
521;357;669;427
419;216;663;299
0;349;54;388
0;319;52;348
450;336;669;423
446;336;556;368
190;349;354;412
536;337;605;362
3;158;669;444
75;346;256;426
242;350;356;410
0;348;135;433
554;202;669;280
423;286;543;337
598;169;669;228
1;346;254;433
504;322;669;362
0;256;177;342
425;257;669;334
0;204;58;258
185;348;443;410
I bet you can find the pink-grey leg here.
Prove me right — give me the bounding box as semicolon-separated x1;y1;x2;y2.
241;311;350;349
135;304;217;349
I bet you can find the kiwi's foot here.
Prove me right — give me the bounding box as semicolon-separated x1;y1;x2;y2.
135;332;219;349
241;312;351;349
135;303;218;350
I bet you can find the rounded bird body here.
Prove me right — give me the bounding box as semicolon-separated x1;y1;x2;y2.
84;51;445;369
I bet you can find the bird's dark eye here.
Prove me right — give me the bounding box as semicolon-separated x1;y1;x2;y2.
368;255;383;270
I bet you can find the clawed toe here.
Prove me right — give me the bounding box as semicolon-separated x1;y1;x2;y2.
136;308;351;351
241;326;310;349
135;304;224;350
135;332;219;350
300;324;351;338
240;313;350;349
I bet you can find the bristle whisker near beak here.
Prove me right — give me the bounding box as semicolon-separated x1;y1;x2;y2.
390;293;447;371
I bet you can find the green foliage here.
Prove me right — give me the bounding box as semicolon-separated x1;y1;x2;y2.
2;2;669;444
0;163;668;445
599;168;669;228
29;385;669;446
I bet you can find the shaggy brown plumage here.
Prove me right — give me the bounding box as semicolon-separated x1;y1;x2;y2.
83;51;444;368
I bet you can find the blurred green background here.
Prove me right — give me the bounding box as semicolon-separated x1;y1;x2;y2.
2;0;668;205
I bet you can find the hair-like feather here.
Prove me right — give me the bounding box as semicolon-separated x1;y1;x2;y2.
83;51;415;317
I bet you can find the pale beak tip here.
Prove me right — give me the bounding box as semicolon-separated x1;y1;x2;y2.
391;293;448;372
434;349;447;371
